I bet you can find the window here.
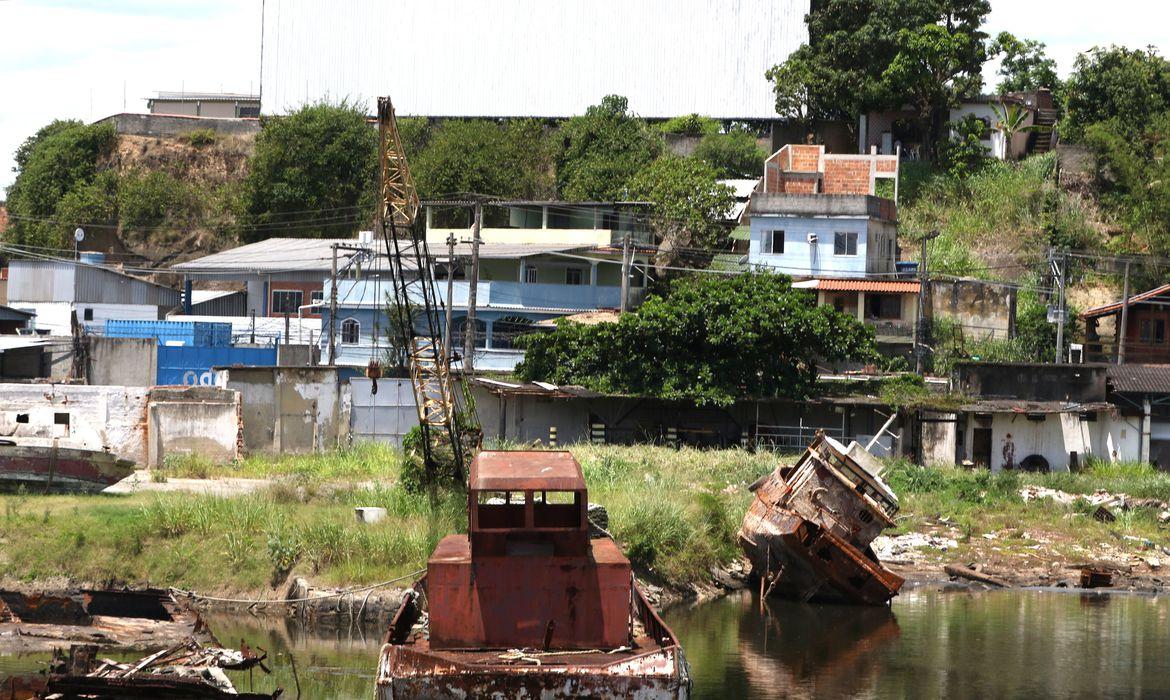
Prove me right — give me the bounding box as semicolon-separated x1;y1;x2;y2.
565;267;584;285
82;308;94;321
834;232;858;256
1140;318;1166;344
867;294;902;320
54;412;70;426
453;318;487;348
762;230;784;255
525;266;539;284
341;318;360;345
310;290;324;305
492;316;536;350
271;289;303;314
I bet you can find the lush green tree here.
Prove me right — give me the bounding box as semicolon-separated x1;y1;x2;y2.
239;101;378;241
516;273;877;406
411;118;555;202
556;95;662;200
1063;46;1170;142
990;32;1061;94
626;156;735;254
693;127;768;178
1083;113;1170;247
5;120;117;248
882;18;989;158
936;114;990;178
657;114;720;136
766;0;991;154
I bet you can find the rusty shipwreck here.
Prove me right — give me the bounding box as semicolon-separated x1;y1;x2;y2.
0;440;134;494
739;434;904;605
377;450;691;699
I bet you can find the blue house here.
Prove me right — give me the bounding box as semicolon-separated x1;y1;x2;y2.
747;193;899;278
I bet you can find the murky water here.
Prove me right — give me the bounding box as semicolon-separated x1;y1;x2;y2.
4;589;1170;698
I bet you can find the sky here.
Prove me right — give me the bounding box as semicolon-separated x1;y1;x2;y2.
1;0;1168;192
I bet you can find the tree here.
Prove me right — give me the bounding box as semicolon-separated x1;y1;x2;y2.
766;0;991;155
936;113;990;177
990;32;1060;94
881;18;989;159
556;95;662;201
693;127;768;178
1083;113;1170;248
516;273;877;406
411;119;555;202
5;120;117;248
239;101;378;241
625;156;736;263
990;102;1050;160
1063;45;1170;142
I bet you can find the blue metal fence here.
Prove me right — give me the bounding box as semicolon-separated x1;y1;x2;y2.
157;346;278;385
106;320;232;347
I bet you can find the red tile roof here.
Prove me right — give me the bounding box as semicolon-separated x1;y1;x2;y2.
801;279;920;294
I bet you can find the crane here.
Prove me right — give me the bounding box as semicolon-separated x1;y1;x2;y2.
376;96;474;484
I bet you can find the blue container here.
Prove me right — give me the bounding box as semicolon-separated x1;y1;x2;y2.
156;345;278;385
105;320;232;347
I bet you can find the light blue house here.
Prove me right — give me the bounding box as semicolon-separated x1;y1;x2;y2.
746;193;898;278
322;242;649;372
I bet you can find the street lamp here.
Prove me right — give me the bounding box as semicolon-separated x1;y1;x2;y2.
73;228;85;261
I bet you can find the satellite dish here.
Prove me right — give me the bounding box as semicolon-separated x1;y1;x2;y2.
74;228;85;242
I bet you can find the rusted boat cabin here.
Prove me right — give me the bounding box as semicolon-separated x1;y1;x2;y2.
378;451;690;699
431;450;629;649
740;435;904;605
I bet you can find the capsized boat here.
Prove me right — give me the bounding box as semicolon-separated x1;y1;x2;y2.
738;434;904;605
377;450;691;699
0;440;135;493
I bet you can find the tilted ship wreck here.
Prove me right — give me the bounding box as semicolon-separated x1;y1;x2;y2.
377;450;691;699
739;434;904;605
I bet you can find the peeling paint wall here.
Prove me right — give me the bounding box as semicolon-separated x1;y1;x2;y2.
217;367;345;453
0;383;149;462
146;386;241;466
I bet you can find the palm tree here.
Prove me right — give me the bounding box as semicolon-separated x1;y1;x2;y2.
991;102;1051;161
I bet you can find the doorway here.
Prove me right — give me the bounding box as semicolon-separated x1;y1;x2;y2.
972;428;992;467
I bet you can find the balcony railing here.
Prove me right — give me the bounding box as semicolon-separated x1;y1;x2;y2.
866;320;915;339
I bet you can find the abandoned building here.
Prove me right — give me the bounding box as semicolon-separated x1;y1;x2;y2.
1083;283;1170;364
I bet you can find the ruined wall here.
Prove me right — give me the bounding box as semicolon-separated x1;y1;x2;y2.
146;386;240;467
0;384;149;463
920;411;958;466
87;336;157;387
218;366;344;453
930;279;1016;340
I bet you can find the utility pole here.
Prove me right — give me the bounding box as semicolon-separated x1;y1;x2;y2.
619;234;631;314
444;232;456;358
463;200;482;374
328;243;338;365
915;230;939;375
1118;260;1131;364
1053;250;1067;364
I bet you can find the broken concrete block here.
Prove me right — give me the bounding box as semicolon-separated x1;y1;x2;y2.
354;507;387;524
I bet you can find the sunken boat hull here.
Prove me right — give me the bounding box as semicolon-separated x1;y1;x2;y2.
0;442;135;493
377;577;690;700
738;435;904;605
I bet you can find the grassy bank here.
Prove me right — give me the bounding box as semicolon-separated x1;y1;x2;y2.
0;444;777;594
3;444;1167;596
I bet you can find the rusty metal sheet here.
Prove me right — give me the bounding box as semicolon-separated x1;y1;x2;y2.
469;450;586;492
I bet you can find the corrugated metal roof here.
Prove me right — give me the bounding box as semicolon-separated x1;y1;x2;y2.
6;260;180;307
1083;284;1170;319
261;0;808;119
1108;364;1170;394
794;279;921;293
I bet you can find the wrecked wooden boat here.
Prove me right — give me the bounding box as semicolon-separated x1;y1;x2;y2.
2;639;280;699
0;588;212;653
0;440;135;493
739;434;904;605
377;451;691;699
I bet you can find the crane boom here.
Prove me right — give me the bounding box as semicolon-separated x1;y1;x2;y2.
377;96;470;483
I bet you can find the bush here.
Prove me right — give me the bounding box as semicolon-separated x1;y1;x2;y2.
658;114;720;136
693;128;767;178
936;114;990;178
181;128;217;147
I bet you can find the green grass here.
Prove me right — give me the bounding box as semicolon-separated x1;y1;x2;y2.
162;441;402;482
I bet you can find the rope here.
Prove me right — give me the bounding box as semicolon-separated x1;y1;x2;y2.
169;568;425;605
497;646;631;666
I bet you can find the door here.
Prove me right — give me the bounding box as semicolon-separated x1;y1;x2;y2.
972;428;992;467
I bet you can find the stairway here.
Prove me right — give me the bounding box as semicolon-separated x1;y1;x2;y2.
1031;108;1060;154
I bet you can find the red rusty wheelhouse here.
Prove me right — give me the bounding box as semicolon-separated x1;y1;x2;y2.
427;451;632;650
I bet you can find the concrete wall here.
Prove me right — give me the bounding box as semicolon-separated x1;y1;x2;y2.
97;112;260;138
0;383;149;463
146;386;240;467
956;409;1138;472
217;366;345;453
921;412;958;466
956;363;1108;402
87;336;157;386
931;279;1015;340
749;214;876;276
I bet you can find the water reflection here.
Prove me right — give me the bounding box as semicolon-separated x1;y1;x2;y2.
5;590;1170;699
664;589;1170;700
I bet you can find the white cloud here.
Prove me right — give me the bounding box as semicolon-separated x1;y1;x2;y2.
0;0;261;191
